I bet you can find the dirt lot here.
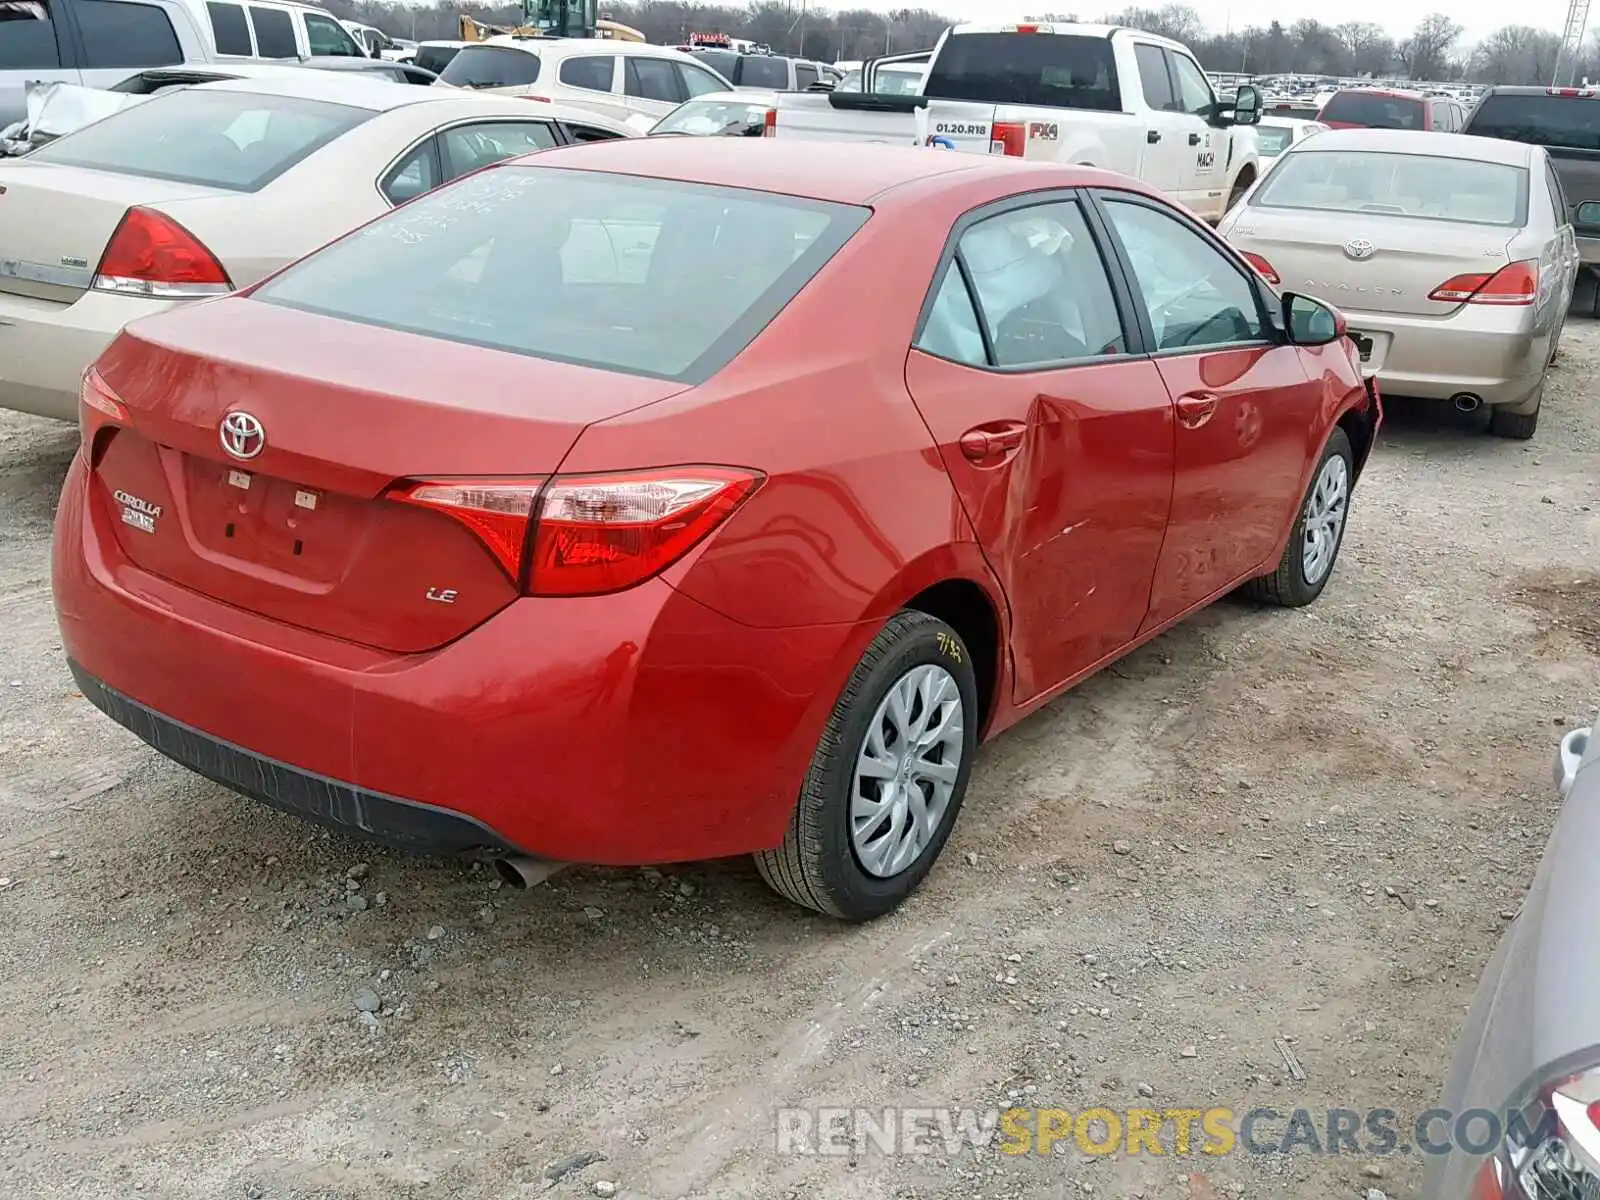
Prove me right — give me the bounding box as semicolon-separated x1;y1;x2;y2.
1;333;1597;1200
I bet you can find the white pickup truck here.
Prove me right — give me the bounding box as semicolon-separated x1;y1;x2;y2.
771;22;1265;223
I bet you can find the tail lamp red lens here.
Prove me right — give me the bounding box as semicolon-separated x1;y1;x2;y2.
1239;251;1280;284
1429;260;1539;305
93;207;232;299
991;120;1026;157
389;467;763;596
79;367;129;449
763;107;777;136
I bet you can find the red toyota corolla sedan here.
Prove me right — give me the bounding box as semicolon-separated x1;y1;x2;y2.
54;139;1380;922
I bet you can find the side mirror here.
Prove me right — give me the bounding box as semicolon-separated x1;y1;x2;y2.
1283;292;1343;346
1232;83;1262;126
1575;200;1600;232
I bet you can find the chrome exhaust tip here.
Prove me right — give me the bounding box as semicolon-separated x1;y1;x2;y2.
493;857;569;889
1452;393;1482;413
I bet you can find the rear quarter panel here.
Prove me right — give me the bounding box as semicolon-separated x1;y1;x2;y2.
1422;724;1600;1196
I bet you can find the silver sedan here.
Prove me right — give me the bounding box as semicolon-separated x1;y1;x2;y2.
1421;716;1600;1197
1218;128;1580;440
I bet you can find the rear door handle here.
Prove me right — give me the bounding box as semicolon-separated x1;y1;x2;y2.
959;422;1026;463
1175;393;1220;429
1147;129;1161;144
1188;132;1202;145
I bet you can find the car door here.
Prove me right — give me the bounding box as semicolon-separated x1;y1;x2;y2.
1545;157;1580;311
677;59;731;98
903;195;1176;703
246;4;297;58
1164;49;1224;215
301;9;362;57
621;54;684;120
1093;190;1323;628
0;0;83;131
70;0;185;90
1130;41;1185;196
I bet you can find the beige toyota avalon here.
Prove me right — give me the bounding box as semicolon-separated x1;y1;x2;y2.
1218;127;1578;439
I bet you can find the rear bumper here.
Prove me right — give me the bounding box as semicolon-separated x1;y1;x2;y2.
54;451;869;864
71;664;519;856
1342;304;1546;406
0;290;174;422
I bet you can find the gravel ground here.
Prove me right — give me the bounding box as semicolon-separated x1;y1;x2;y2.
1;326;1597;1200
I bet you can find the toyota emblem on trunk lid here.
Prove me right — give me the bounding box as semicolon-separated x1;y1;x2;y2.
220;411;266;460
1343;238;1375;261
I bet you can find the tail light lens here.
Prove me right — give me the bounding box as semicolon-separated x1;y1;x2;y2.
1463;1064;1600;1200
389;467;762;595
93;207;232;299
1429;260;1539;305
1239;251;1280;284
529;468;761;596
763;107;776;137
990;120;1025;157
78;367;128;451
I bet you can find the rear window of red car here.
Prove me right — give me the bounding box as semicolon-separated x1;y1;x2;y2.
252;166;870;383
1320;91;1425;130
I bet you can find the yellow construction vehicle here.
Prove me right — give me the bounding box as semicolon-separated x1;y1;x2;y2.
458;0;646;43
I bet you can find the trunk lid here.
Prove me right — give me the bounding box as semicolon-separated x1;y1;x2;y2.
0;161;224;303
91;299;690;652
1232;209;1517;317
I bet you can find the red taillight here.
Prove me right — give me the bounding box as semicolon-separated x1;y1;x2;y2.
528;467;762;596
763;107;776;137
390;467;762;595
78;367;128;449
1429;259;1539;305
990;120;1025;157
1546;87;1598;96
389;479;542;580
1240;251;1279;284
92;207;231;298
1014;23;1038;33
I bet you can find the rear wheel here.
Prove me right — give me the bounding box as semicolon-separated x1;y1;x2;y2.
1243;427;1353;608
755;611;978;921
1489;385;1541;440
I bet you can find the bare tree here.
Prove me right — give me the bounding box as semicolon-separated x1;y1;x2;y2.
1336;20;1392;76
1472;25;1562;85
1398;12;1463;81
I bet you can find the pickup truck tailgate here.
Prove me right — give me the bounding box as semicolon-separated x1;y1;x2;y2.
771;94;998;154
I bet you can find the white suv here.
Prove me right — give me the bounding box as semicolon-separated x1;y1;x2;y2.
1;0;363;128
437;36;733;127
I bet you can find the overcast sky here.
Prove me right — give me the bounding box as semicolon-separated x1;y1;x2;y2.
840;0;1569;41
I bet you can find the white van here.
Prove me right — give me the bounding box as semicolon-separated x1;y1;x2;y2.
1;0;363;127
436;36;734;127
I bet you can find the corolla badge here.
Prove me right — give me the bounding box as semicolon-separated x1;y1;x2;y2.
219;411;266;460
1343;238;1376;261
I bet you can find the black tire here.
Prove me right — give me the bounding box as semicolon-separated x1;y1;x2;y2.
1243;427;1354;608
1489;388;1541;440
1225;171;1255;213
755;610;979;922
1572;266;1599;318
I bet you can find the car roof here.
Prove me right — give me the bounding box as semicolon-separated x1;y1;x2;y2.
1288;127;1534;166
189;73;433;111
1332;86;1426;99
503;136;1115;205
477;34;696;60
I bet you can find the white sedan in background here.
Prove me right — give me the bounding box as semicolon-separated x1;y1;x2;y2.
1254;116;1328;173
0;73;636;422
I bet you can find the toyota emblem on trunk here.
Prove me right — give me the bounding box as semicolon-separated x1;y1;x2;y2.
219;411;266;460
1343;238;1375;261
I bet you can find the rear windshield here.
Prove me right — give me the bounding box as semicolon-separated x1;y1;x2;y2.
737;56;790;89
1255;125;1295;155
925;32;1120;111
439;45;540;88
1253;150;1528;226
413;44;462;75
24;88;370;192
253;166;870;383
1320;91;1425;129
652;98;770;136
1465;92;1600;150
